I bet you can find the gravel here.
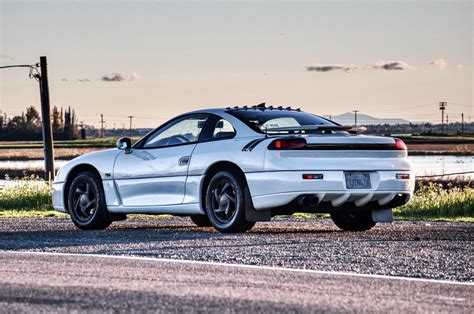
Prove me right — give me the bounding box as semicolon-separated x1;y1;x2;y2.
0;217;472;282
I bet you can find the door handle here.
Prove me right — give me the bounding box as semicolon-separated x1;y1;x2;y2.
178;156;190;166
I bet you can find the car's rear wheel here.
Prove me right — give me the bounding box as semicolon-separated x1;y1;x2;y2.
67;171;112;230
205;171;255;233
330;209;376;231
190;214;212;227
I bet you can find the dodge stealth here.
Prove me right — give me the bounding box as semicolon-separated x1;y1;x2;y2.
52;104;414;232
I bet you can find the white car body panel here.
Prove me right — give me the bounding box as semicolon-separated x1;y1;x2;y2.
52;107;415;220
114;144;196;206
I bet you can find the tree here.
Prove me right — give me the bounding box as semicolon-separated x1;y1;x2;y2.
52;106;62;135
25;106;40;131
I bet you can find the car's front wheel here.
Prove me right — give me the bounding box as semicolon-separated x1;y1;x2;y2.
330;209;376;231
67;171;112;230
205;171;255;233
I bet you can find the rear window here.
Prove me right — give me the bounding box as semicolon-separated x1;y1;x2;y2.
227;109;336;133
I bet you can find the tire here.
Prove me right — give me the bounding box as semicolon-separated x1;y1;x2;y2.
330;209;376;231
67;171;112;230
190;214;212;227
204;170;255;233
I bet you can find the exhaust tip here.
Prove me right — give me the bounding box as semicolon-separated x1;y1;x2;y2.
297;196;311;207
297;195;319;207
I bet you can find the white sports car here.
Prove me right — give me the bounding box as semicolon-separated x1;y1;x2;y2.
52;104;414;232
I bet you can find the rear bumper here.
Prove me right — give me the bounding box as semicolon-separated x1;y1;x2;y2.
51;182;67;212
246;170;414;210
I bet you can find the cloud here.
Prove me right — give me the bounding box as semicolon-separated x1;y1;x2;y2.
62;78;90;83
0;53;13;60
306;64;358;73
429;58;447;69
370;61;411;71
101;72;138;82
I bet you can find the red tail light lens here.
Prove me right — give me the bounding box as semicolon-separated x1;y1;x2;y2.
396;173;410;179
303;174;324;180
269;138;307;150
395;138;407;150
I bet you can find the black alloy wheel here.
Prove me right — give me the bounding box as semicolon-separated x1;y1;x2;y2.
205;171;255;233
68;171;111;230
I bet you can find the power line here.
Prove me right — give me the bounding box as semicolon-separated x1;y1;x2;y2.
0;64;41;81
0;64;34;69
369;103;436;112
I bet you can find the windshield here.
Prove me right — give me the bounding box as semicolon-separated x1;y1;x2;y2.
227;109;337;134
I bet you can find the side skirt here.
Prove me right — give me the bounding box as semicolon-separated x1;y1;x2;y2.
107;203;202;215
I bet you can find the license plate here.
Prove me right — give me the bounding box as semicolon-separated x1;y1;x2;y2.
345;172;371;189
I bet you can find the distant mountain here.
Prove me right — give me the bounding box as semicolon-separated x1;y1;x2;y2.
328;112;411;125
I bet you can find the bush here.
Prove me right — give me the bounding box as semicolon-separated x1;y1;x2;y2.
0;174;52;210
395;182;473;220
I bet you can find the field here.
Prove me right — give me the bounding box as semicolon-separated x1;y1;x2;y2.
1;136;473;221
1;175;472;221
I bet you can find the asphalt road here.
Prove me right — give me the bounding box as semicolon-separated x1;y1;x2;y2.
0;217;472;312
1;252;472;313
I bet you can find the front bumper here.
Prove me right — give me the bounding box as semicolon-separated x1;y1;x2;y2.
52;182;67;212
246;170;415;210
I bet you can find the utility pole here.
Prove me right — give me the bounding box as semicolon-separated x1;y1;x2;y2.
99;114;105;138
0;57;54;180
461;113;464;134
128;115;134;137
352;110;359;127
439;101;447;135
446;114;449;133
38;56;55;181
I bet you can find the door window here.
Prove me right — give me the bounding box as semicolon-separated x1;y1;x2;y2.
143;115;208;148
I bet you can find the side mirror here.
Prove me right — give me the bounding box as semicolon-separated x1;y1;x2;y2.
116;137;132;152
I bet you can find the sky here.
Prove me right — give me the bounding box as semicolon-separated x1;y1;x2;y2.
0;0;472;128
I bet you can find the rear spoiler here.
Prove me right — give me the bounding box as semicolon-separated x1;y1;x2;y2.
265;125;367;134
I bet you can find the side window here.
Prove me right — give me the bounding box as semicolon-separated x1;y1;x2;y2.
212;119;236;139
143;115;208;148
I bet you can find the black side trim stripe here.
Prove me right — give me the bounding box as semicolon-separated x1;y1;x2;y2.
247;138;266;151
242;138;266;152
242;139;260;151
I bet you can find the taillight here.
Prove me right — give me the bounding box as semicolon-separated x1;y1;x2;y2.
268;138;307;150
303;174;324;180
396;173;410;179
395;138;407;150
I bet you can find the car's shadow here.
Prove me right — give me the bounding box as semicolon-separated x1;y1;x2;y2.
0;218;342;251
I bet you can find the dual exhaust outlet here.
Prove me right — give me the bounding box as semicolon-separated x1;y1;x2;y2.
297;195;319;207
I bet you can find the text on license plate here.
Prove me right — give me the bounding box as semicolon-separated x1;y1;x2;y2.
345;172;371;189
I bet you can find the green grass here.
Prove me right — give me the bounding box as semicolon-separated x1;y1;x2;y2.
0;209;67;218
1;176;473;222
0;175;52;211
393;183;473;222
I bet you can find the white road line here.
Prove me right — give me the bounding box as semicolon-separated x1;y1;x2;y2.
2;250;473;286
